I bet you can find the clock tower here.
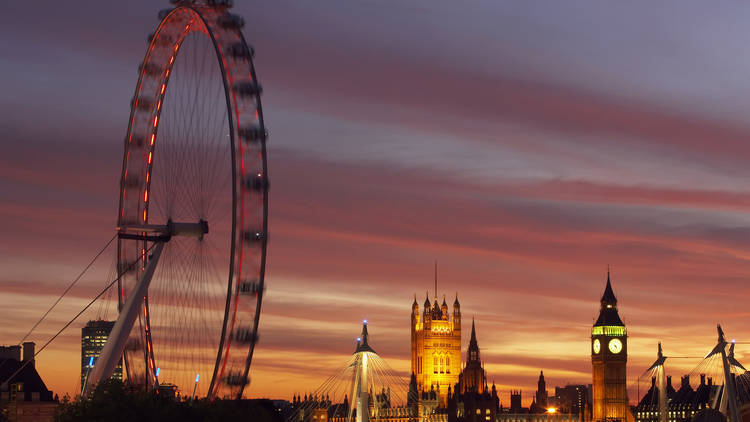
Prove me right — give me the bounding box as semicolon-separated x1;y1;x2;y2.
591;271;629;422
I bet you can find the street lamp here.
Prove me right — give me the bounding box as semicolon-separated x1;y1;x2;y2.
82;357;95;395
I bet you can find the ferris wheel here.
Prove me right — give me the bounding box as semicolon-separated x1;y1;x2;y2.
84;0;268;399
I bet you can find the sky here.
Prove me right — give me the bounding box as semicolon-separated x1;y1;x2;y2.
4;0;750;406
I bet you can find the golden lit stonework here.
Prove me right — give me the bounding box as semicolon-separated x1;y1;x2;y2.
591;273;631;422
411;292;461;406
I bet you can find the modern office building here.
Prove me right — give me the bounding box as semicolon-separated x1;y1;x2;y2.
81;320;122;389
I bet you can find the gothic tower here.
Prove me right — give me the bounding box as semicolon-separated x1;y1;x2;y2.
458;319;486;394
411;266;461;406
591;271;628;422
535;371;547;409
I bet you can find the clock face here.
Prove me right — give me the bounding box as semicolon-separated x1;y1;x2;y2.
608;338;623;354
593;339;601;354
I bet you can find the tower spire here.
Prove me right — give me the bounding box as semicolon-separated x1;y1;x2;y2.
470;317;477;344
601;269;617;307
434;260;438;300
594;270;623;326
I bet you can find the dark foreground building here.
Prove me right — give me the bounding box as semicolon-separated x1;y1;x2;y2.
0;342;57;422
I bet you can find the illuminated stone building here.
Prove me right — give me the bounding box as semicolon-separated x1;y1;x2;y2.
591;273;630;422
411;287;462;406
81;320;122;389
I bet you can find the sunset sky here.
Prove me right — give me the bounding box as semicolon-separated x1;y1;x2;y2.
4;0;750;406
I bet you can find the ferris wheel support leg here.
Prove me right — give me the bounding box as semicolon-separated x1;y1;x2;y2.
83;242;165;396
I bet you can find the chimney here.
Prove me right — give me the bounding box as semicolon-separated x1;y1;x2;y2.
708;377;713;387
700;374;706;385
22;342;34;367
682;376;690;388
0;345;21;361
667;375;673;390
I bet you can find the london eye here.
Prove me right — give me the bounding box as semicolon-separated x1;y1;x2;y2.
85;0;269;400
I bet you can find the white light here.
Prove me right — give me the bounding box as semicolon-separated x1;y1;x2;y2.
363;319;368;324
195;374;200;383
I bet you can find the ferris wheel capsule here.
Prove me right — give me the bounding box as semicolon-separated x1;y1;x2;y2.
116;2;269;399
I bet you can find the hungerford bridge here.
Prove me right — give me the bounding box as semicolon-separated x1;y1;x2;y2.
638;325;750;422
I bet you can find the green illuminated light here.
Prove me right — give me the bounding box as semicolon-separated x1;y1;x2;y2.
592;326;626;336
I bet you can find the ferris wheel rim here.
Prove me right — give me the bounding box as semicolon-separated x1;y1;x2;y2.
115;3;268;399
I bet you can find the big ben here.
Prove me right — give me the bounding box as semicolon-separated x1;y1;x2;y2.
591;272;630;422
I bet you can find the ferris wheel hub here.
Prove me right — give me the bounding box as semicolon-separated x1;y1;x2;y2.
118;220;209;241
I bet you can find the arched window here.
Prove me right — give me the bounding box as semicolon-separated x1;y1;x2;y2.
440;357;445;373
434;355;438;374
446;357;450;373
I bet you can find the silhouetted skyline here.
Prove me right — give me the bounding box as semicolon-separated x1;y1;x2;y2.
3;1;750;403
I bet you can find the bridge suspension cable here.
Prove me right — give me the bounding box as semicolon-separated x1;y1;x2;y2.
18;233;117;344
1;241;156;391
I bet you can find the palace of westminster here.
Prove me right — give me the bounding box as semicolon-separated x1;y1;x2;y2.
291;273;740;422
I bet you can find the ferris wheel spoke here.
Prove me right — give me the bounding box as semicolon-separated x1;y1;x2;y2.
116;4;267;399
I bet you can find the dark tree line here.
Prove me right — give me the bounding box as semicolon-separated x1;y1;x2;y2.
56;379;283;422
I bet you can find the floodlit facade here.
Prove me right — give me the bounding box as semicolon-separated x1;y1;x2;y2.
591;273;630;422
411;290;462;406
